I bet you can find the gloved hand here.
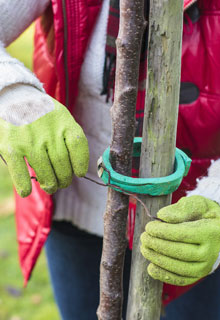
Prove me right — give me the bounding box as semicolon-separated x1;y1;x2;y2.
140;195;220;286
0;91;89;197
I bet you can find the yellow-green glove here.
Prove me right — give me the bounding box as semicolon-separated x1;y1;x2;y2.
140;195;220;286
0;97;89;197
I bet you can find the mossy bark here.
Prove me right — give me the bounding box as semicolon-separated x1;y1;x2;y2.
126;1;184;319
97;1;146;319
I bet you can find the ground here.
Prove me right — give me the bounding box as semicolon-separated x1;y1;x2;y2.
0;162;59;320
0;25;59;320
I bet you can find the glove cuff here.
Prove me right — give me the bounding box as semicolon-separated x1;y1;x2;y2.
187;159;220;206
0;84;54;125
0;43;44;93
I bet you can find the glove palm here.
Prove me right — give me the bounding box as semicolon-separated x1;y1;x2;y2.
140;196;220;286
0;98;89;197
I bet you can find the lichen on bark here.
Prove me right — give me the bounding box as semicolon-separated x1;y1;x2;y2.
127;1;184;319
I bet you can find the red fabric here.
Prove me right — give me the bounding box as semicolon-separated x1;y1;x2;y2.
17;0;103;284
15;0;220;306
163;0;220;303
15;168;53;286
184;0;197;10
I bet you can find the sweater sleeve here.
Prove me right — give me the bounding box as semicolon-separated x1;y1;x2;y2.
187;159;220;205
0;0;50;93
0;44;45;92
0;0;54;125
0;0;50;47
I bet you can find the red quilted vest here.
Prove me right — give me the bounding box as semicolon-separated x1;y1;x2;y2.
15;0;220;305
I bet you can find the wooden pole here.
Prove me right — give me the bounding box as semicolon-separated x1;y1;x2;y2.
97;0;146;319
127;1;184;319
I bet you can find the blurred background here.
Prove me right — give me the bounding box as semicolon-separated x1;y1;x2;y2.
0;25;59;320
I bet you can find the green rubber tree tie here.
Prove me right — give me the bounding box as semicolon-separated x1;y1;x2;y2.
97;137;191;196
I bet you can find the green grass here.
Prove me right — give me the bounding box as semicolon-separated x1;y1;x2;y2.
0;163;59;320
0;27;60;320
7;25;34;70
0;161;13;201
0;162;59;320
0;217;59;320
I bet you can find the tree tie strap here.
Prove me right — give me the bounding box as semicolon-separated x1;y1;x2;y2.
97;137;191;196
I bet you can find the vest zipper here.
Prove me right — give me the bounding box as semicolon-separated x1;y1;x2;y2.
61;0;69;107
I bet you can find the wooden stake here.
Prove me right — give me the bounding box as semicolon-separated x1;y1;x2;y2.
127;1;184;319
97;1;146;319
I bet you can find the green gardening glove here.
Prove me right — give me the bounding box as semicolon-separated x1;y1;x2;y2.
0;95;89;197
140;195;220;286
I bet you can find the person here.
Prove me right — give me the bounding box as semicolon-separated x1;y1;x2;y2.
0;0;220;319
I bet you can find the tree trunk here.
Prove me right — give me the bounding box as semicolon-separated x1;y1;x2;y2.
127;1;184;319
97;1;146;319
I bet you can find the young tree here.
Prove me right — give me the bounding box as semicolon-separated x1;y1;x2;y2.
97;0;146;319
127;1;184;319
97;1;184;319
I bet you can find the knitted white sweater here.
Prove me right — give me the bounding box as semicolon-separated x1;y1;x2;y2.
53;0;112;235
0;0;53;124
0;0;111;236
0;0;220;237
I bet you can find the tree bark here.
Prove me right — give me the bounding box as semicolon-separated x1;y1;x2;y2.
127;1;184;319
97;1;146;319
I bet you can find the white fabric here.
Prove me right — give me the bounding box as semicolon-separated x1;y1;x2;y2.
53;0;111;236
0;0;50;47
0;44;45;95
0;0;51;124
2;0;220;239
187;159;220;205
0;84;54;125
187;159;220;272
0;0;110;235
210;251;220;274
